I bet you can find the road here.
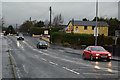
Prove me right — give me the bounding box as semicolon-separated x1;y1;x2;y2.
2;36;120;79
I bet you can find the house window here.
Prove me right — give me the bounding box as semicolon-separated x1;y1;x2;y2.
92;26;95;30
84;26;87;30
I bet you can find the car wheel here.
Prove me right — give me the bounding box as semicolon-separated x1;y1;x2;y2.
107;59;111;62
82;54;86;60
90;55;94;61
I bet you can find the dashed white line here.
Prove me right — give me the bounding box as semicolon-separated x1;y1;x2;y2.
41;58;47;61
62;67;80;75
22;64;28;73
83;73;100;75
49;61;58;65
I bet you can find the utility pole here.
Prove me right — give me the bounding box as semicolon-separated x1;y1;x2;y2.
95;0;98;46
16;24;17;31
2;17;4;27
29;17;31;22
50;6;52;28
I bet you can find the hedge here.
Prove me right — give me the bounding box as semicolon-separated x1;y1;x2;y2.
30;27;63;35
51;32;114;46
117;38;120;46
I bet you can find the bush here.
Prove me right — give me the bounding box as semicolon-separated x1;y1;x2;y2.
30;27;63;35
51;32;90;45
117;38;120;46
104;36;113;45
51;32;114;46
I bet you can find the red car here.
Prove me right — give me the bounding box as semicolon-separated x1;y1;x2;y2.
82;46;111;61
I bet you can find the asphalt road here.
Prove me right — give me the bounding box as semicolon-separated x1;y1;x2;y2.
3;36;120;79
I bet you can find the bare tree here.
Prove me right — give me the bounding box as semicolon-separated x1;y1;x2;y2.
53;14;64;27
44;19;49;27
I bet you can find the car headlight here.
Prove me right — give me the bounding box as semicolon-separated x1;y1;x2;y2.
40;43;42;45
95;54;100;56
108;54;111;56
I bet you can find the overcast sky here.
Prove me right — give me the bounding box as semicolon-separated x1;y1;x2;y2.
2;1;119;27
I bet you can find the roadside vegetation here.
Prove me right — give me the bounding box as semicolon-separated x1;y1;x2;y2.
51;32;120;47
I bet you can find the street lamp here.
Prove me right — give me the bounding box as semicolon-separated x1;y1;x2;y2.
50;28;52;44
95;0;98;46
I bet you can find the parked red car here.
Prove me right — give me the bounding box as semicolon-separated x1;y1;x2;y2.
82;46;111;61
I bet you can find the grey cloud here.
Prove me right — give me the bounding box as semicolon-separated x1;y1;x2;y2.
2;2;118;27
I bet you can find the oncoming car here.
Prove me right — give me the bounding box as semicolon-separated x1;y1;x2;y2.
17;33;24;40
82;46;111;61
37;41;48;49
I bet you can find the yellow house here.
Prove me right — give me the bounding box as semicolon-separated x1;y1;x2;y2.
66;20;109;36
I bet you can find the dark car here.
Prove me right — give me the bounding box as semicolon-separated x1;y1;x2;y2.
82;46;111;61
37;41;48;49
17;34;24;40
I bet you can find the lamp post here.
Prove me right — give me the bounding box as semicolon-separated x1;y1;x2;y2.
95;0;98;46
50;28;52;44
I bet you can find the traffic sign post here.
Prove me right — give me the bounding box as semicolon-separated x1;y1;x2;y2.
94;27;98;37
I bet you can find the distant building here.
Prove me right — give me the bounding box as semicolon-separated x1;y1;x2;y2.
66;20;109;36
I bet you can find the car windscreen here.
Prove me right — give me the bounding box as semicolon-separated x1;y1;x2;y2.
92;47;106;51
40;41;46;44
18;35;23;37
19;33;23;36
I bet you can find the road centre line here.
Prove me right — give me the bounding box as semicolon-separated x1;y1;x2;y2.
49;61;58;65
62;67;80;75
41;58;47;61
83;73;100;75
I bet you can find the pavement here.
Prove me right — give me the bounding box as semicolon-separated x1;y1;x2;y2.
1;36;13;78
1;36;120;79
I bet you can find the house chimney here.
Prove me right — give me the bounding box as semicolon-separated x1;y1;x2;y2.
72;18;74;26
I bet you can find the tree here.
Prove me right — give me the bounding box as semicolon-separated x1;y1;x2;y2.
92;17;100;21
82;18;89;21
44;20;49;27
34;21;44;27
6;25;16;34
92;17;120;36
53;14;64;27
19;20;34;32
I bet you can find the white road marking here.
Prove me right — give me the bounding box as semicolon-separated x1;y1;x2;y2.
49;61;58;65
102;74;116;75
59;50;64;52
83;73;100;75
22;64;28;73
22;41;33;48
41;58;47;61
63;67;80;75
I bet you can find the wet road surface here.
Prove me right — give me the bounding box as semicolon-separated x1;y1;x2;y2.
2;36;120;79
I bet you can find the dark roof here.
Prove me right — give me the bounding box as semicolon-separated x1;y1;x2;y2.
69;21;109;26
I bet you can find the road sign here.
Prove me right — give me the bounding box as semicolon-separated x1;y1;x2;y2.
94;27;98;36
44;30;48;35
